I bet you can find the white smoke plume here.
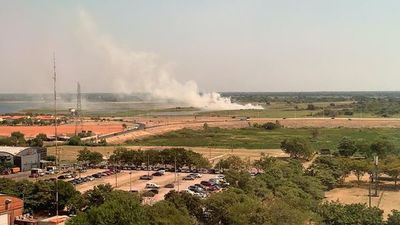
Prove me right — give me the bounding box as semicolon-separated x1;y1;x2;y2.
78;10;262;110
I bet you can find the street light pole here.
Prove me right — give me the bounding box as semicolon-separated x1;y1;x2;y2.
115;171;118;188
129;171;132;191
374;155;379;197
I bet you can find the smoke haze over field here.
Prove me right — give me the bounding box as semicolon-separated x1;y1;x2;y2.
77;10;261;110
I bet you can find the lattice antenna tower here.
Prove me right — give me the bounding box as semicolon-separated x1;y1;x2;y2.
75;82;82;135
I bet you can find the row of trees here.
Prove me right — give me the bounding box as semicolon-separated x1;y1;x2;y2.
337;137;398;158
0;132;47;147
77;148;104;166
0;178;78;214
309;156;400;189
108;147;210;169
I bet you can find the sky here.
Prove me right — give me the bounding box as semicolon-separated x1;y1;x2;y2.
1;0;400;93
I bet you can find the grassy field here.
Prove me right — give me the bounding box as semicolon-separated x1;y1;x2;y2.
130;127;400;150
196;101;379;118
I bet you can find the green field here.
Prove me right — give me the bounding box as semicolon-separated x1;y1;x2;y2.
130;127;400;150
196;101;381;118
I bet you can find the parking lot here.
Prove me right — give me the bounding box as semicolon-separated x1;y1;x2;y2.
71;169;222;203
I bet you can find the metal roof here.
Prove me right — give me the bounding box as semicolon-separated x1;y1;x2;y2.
0;147;31;156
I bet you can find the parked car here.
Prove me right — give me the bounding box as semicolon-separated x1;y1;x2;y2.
189;173;202;178
188;185;206;193
148;189;159;194
165;183;175;188
157;169;166;174
57;175;67;180
181;189;196;195
194;183;207;189
183;175;195;180
215;174;225;179
142;191;156;197
152;171;164;176
93;173;102;178
145;183;160;189
140;175;153;180
200;181;213;186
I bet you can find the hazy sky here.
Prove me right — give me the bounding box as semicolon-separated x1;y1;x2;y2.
1;0;400;93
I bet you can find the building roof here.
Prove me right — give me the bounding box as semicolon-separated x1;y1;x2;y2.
0;147;32;156
39;215;69;222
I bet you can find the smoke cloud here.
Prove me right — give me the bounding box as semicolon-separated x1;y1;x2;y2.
78;10;262;110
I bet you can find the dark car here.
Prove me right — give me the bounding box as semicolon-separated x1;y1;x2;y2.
148;189;159;194
183;175;195;180
194;183;207;189
57;175;68;179
165;183;175;188
152;171;164;176
200;181;212;186
93;173;102;178
140;175;153;180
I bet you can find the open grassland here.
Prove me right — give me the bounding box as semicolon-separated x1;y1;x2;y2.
131;127;400;150
197;101;378;118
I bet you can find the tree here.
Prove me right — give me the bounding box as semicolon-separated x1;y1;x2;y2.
307;104;317;110
29;133;47;147
386;210;400;225
68;191;148;225
46;155;57;162
383;157;400;188
68;136;82;146
164;191;203;220
122;123;127;130
146;201;196;225
83;184;113;207
337;137;357;157
318;202;383;225
349;159;370;186
10;131;26;146
215;155;245;171
281;137;314;159
77;148;103;166
262;122;281;130
370;140;396;158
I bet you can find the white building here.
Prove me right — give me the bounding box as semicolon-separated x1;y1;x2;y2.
0;147;47;171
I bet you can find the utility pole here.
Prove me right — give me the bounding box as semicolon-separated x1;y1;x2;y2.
147;154;150;176
368;182;372;207
374;155;379;197
129;171;132;191
53;52;59;218
174;156;177;183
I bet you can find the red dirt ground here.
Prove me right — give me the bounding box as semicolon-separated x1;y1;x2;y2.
0;122;124;138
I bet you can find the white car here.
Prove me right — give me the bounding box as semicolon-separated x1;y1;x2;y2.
215;174;225;179
182;189;196;195
190;173;202;178
145;183;160;189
